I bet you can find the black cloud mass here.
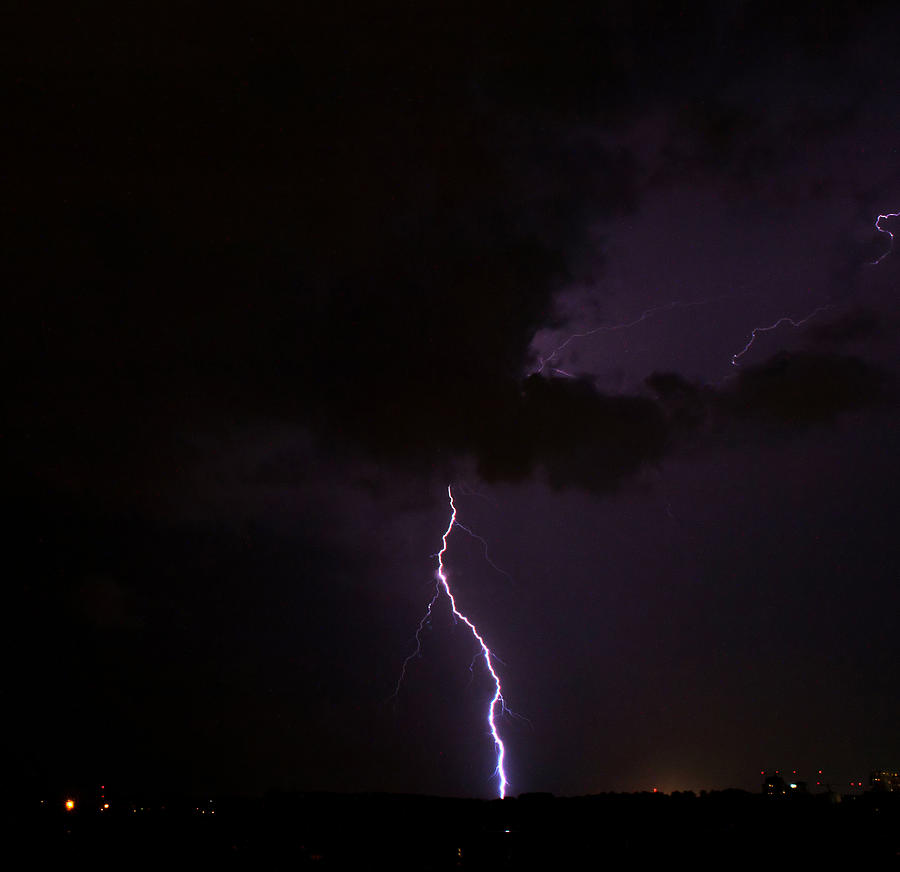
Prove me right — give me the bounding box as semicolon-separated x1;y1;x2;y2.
5;4;900;504
5;0;898;501
8;0;900;803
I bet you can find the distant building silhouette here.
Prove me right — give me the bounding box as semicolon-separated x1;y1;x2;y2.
763;774;787;796
762;773;808;797
869;770;898;792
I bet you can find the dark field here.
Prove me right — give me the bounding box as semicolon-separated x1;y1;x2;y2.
24;790;900;869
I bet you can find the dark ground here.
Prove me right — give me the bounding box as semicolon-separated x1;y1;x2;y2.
23;789;900;869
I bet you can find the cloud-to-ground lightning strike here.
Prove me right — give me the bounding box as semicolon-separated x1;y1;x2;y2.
392;213;897;797
394;486;510;799
872;212;900;264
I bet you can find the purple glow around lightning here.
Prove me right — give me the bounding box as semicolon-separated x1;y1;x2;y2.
872;212;900;264
730;305;832;366
534;213;898;377
395;485;509;798
532;297;725;376
453;520;515;585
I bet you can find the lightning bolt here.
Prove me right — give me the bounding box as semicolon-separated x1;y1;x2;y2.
532;296;727;376
529;269;807;378
452;520;515;586
532;212;898;378
730;305;832;367
535;290;830;373
872;211;899;264
731;211;898;366
394;485;510;799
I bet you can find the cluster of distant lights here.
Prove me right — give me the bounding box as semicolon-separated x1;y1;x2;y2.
62;785;111;812
58;786;188;814
535;211;899;377
761;770;870;789
50;769;887;814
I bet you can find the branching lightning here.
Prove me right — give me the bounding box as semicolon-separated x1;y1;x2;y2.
731;211;898;365
533;296;726;376
533;212;898;377
872;212;900;264
535;288;821;373
530;272;802;377
391;213;897;799
452;520;515;585
730;305;832;367
394;486;511;798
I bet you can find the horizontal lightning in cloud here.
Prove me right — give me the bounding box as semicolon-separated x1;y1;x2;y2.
535;213;898;378
532;296;730;376
530;265;816;379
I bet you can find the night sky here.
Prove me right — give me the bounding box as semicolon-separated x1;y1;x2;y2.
11;2;899;799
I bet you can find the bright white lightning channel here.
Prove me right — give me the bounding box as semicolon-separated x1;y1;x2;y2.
394;486;510;799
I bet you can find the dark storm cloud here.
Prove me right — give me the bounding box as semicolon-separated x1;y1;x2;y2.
14;491;374;793
6;13;640;504
481;350;894;490
473;376;669;491
76;573;142;630
804;308;883;347
648;350;895;444
7;0;899;506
